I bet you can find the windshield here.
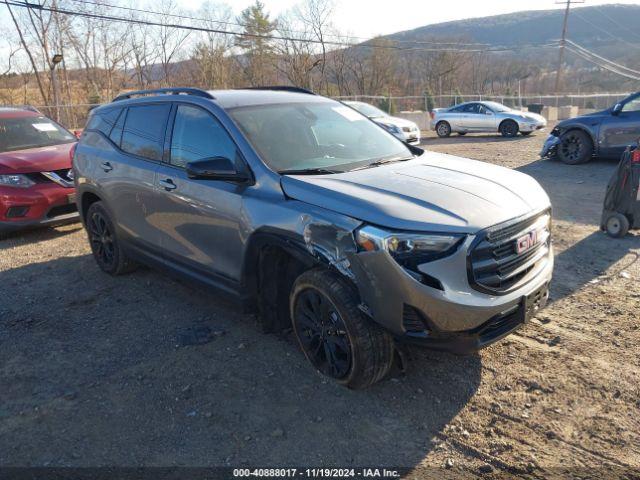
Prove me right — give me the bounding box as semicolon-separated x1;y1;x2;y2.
482;101;511;112
345;102;388;118
228;101;412;173
0;116;75;152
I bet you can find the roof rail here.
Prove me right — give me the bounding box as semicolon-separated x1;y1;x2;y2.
112;87;215;102
241;86;315;95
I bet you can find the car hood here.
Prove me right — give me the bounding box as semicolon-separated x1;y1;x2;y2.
509;109;546;123
0;142;75;174
556;109;609;127
373;116;418;129
281;152;550;233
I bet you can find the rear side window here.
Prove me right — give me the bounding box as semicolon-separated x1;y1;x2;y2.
86;108;122;136
121;104;171;161
169;105;237;168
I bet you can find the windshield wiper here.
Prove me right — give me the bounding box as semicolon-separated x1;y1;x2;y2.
278;167;343;175
350;156;413;171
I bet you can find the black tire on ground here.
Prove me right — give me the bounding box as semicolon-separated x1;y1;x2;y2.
499;120;519;138
85;201;137;275
521;131;533;136
290;268;394;389
605;213;630;238
436;121;451;138
458;132;467;136
558;129;593;165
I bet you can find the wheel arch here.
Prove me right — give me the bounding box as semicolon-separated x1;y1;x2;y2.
79;189;103;223
560;125;597;153
241;227;360;332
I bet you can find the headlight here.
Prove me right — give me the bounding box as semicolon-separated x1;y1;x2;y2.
355;225;464;269
0;174;35;188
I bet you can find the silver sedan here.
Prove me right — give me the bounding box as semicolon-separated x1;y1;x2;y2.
430;101;547;138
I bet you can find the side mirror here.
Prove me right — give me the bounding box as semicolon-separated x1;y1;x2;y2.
612;103;623;115
186;156;249;182
72;129;83;139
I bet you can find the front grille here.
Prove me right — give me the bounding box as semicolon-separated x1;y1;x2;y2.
468;210;551;294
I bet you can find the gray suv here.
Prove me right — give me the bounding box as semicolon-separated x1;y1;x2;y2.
74;87;553;389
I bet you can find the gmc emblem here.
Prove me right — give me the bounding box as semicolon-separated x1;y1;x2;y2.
516;230;538;254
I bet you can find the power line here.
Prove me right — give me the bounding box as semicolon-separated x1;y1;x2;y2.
566;39;640;76
66;0;493;48
565;45;640;80
594;5;640;42
3;0;559;55
571;10;640;50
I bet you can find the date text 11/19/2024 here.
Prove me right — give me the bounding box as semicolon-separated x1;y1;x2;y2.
233;468;401;478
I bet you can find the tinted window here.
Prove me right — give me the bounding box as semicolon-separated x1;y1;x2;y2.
229;102;411;172
109;108;125;146
121;104;170;161
622;98;640;113
450;105;465;113
86;108;122;136
463;103;480;113
0;116;75;152
170;105;237;168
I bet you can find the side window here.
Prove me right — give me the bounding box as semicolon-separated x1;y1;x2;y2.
109;108;126;146
622;98;640;113
450;105;465;113
464;103;479;114
121;104;171;161
170;105;237;168
86;108;122;136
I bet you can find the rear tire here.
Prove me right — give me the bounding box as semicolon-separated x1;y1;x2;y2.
290;268;394;389
499;120;519;138
558;130;593;165
85;201;136;275
605;213;630;238
436;121;451;138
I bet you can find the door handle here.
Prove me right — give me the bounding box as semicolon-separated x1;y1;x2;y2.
100;161;113;172
159;178;177;191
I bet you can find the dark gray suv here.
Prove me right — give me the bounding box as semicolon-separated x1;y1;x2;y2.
74;87;553;389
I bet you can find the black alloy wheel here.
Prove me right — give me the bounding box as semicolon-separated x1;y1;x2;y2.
499;120;519;138
88;209;115;269
293;288;352;379
558;130;593;165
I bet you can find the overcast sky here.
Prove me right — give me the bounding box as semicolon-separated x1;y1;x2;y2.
177;0;640;38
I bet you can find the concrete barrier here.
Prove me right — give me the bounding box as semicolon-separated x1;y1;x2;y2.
396;111;431;130
558;106;579;120
541;106;558;121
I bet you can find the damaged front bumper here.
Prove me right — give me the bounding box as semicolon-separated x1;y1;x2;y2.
348;235;554;354
540;133;561;158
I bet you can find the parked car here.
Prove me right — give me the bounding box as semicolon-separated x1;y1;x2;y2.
431;101;547;138
343;100;421;144
541;92;640;165
0;107;79;234
74;87;553;389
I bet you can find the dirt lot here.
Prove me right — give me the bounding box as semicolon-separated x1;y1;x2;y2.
1;126;639;478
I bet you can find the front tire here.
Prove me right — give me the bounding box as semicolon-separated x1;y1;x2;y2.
499;120;519;137
290;269;394;389
85;201;136;275
521;131;533;136
558;130;593;165
436;121;451;138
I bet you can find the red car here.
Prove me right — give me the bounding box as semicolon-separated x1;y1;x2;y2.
0;107;78;234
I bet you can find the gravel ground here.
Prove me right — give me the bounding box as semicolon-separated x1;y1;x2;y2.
1;125;639;478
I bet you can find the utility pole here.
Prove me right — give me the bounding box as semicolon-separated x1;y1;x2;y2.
554;0;585;93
